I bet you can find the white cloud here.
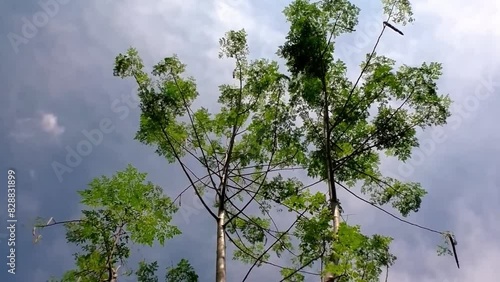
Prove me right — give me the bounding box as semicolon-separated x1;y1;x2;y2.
213;0;256;32
416;0;500;39
10;112;64;142
411;0;500;84
40;112;64;136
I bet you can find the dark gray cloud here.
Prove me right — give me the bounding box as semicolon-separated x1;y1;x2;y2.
1;0;499;281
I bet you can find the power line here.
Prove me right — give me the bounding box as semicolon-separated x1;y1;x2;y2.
335;180;444;235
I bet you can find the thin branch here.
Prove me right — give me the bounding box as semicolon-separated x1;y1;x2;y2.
170;174;211;206
333;89;422;171
168;136;223;197
224;153;302;210
329;2;399;136
225;199;298;257
241;207;310;281
279;246;325;282
35;218;82;228
154;127;218;220
236;167;306;178
134;73;218;220
225;231;320;276
227;172;304;216
299;178;325;192
171;71;222;190
331;82;387;144
224;149;276;226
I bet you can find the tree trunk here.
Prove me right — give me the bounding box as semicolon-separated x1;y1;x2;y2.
322;78;340;282
215;208;226;282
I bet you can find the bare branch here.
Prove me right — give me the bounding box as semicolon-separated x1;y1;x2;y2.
225;231;320;277
241;207;310;281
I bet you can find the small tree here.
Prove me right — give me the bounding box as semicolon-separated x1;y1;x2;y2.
37;165;189;281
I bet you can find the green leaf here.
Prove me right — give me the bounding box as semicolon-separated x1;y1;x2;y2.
166;259;199;282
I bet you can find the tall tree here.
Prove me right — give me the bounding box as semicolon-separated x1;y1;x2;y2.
279;0;452;281
113;30;306;282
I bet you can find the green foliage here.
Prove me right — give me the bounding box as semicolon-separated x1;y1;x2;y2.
381;0;414;25
136;261;159;282
280;0;359;78
113;28;308;277
77;165;180;246
280;0;451;217
107;0;453;281
45;165;182;281
325;223;396;281
40;0;453;281
166;259;199;282
93;258;200;282
280;267;305;282
277;0;452;280
362;176;427;217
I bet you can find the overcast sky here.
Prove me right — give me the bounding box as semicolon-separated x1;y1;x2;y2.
1;0;499;281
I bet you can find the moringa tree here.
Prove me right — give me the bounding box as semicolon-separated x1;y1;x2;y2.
113;30;308;282
279;0;454;281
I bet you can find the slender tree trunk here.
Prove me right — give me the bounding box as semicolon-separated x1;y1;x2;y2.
215;208;226;282
322;78;340;282
215;169;229;282
215;128;237;282
215;56;241;282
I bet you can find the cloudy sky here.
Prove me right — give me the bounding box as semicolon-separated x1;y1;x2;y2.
1;0;499;281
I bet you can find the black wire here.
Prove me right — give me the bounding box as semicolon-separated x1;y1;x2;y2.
335;180;444;235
